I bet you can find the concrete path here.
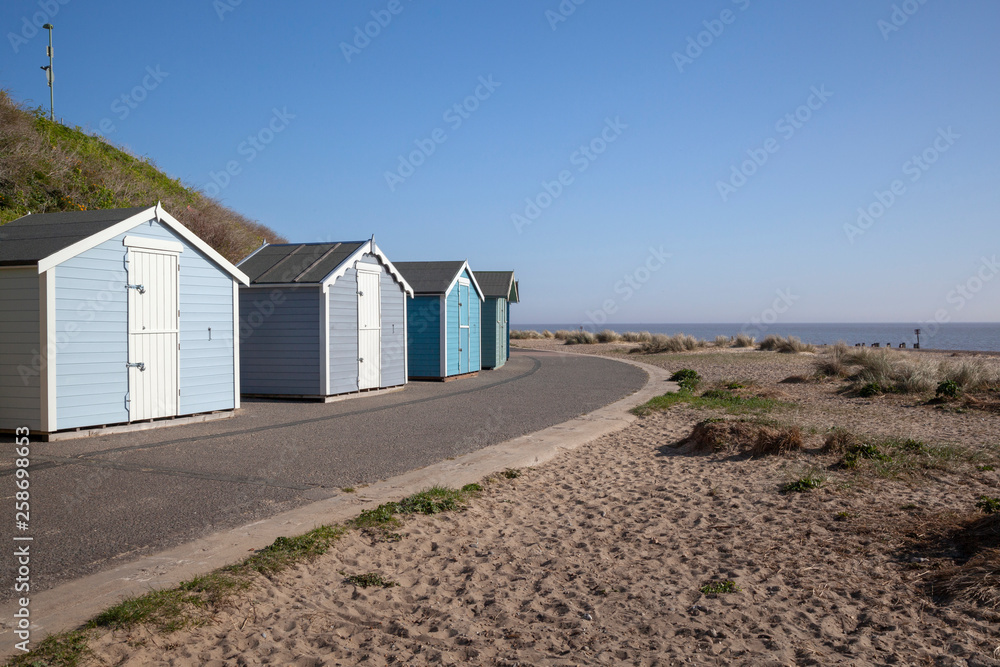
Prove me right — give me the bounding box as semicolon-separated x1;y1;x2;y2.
0;349;674;651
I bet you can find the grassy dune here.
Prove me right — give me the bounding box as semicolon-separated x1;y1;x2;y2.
0;90;284;263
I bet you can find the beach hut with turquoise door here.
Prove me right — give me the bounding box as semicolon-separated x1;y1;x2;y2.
394;261;484;380
0;204;248;438
236;239;413;399
474;271;519;370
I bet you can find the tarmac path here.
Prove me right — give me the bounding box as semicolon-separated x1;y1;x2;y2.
0;349;646;599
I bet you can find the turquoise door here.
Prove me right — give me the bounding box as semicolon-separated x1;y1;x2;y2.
458;282;470;374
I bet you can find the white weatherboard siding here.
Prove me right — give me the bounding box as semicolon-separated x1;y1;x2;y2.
54;218;237;431
0;268;41;431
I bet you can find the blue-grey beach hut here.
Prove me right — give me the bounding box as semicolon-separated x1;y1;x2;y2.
237;240;413;399
0;204;249;437
394;261;484;380
474;271;519;370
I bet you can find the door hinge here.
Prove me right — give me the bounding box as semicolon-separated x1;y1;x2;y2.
358;357;364;363
126;362;146;371
126;283;146;294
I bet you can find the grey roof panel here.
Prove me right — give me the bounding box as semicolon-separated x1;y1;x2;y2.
0;207;151;266
393;261;466;294
240;242;366;284
473;271;517;300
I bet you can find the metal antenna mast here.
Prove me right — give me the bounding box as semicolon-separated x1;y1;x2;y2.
41;24;54;121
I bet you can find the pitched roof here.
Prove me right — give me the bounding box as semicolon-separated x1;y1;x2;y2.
0;207;150;266
0;205;249;284
393;261;468;294
473;271;519;302
239;242;367;284
237;241;414;295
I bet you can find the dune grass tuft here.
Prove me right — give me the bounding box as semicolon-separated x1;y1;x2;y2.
758;335;817;354
620;331;653;343
510;329;545;340
563;330;597;345
595;329;623;343
636;333;709;354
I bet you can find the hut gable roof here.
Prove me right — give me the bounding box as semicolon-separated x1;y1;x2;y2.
473;271;519;302
238;240;413;296
0;204;248;284
0;207;149;266
394;260;484;300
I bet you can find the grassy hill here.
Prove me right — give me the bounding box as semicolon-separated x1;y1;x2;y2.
0;90;285;263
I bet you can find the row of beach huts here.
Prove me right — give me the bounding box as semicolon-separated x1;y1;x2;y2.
0;205;519;438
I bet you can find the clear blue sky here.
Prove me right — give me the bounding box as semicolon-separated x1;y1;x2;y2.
2;1;998;326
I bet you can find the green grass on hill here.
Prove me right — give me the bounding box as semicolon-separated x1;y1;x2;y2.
0;90;284;263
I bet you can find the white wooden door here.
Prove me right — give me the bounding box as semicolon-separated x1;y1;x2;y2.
357;268;381;390
128;249;179;420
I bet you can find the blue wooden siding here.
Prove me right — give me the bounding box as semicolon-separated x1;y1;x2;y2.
480;298;497;369
406;295;441;377
442;269;481;377
0;269;41;431
445;282;459;376
469;279;481;372
240;286;321;395
504;300;511;362
481;297;508;369
54;238;129;429
52;218;237;430
177;237;236;415
328;267;359;395
379;264;407;387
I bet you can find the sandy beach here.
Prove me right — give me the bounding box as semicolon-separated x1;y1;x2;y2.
22;342;1000;666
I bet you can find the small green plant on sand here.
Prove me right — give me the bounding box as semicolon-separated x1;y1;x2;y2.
936;379;961;399
4;630;93;667
700;580;740;595
630;390;785;417
976;464;995;472
834;511;854;521
345;572;398;588
843;443;891;468
669;369;701;392
857;382;883;398
503;468;522;479
781;472;824;494
975;495;1000;514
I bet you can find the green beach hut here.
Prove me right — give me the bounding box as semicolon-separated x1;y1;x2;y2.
474;270;519;370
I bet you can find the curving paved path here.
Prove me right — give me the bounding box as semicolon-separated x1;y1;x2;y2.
0;349;647;600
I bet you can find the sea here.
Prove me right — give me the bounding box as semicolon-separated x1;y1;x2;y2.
513;323;1000;353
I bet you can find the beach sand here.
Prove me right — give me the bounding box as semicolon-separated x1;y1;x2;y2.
75;345;1000;665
